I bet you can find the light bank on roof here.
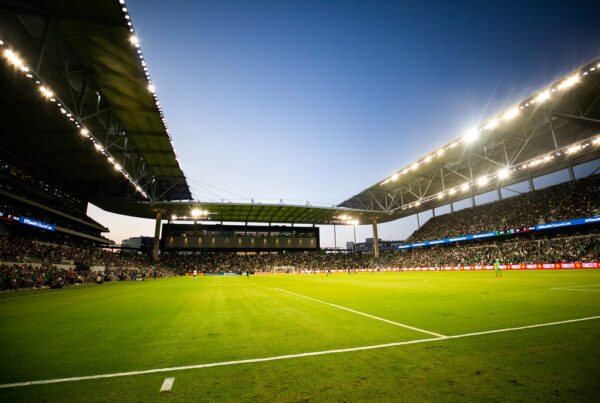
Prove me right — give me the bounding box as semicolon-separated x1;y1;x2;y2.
341;58;600;217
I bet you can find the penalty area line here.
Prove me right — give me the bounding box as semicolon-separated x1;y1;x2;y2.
0;316;599;389
274;287;446;338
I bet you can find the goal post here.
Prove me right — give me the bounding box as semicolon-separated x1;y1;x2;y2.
273;266;295;274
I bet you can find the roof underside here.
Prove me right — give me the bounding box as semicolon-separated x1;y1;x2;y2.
0;0;191;203
94;198;394;225
341;58;600;217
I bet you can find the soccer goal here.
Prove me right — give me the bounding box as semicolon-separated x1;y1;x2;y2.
273;266;296;274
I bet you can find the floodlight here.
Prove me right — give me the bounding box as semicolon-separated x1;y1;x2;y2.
535;90;550;103
477;176;488;186
503;108;519;120
557;74;579;90
464;128;478;143
498;168;510;179
461;183;470;191
484;119;499;130
191;208;201;217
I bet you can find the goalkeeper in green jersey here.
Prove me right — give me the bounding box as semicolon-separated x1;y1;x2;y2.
495;258;502;277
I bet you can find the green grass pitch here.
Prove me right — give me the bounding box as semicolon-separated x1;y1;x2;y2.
1;270;599;402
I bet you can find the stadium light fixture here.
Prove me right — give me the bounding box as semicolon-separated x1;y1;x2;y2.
567;144;581;154
448;188;457;195
477;176;488;186
557;74;579;90
437;149;444;157
461;183;470;192
39;86;53;98
80;128;89;136
4;49;23;68
415;201;421;206
129;35;139;46
171;215;177;220
503;108;519;121
535;90;550;103
410;163;418;171
593;137;600;145
94;143;103;151
437;192;444;199
498;168;510;179
191;208;202;217
114;163;122;171
464;128;478;143
484;119;499;130
147;83;156;93
424;155;432;163
391;173;399;181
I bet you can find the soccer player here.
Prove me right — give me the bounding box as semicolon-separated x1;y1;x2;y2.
193;269;197;280
494;258;502;277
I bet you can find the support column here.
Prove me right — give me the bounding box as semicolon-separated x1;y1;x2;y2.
152;210;162;261
333;224;337;250
497;187;503;201
528;176;535;193
568;162;575;181
417;213;420;228
450;203;454;213
372;219;379;259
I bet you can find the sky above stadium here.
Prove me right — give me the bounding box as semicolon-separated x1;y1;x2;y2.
89;0;600;246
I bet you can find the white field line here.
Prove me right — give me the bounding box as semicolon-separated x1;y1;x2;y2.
0;285;114;300
1;315;599;390
552;283;600;292
274;287;446;338
159;377;175;392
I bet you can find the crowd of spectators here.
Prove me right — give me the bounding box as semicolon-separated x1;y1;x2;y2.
160;232;600;273
0;236;176;291
0;161;104;229
407;174;600;243
1;230;598;290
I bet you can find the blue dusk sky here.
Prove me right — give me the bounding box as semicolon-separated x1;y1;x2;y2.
88;0;600;246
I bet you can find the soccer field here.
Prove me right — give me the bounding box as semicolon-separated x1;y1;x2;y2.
1;271;599;402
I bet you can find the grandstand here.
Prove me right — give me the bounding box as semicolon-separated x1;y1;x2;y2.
0;1;599;402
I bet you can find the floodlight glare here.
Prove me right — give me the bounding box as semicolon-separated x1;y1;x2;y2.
557;74;579;90
498;168;510;179
461;183;470;192
191;208;202;217
464;128;478;143
80;128;89;136
503;108;519;120
535;90;550;103
484;119;499;130
477;176;488;186
147;83;156;93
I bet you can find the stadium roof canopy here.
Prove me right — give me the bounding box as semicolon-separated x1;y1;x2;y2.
94;197;392;225
341;58;600;218
0;0;191;206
